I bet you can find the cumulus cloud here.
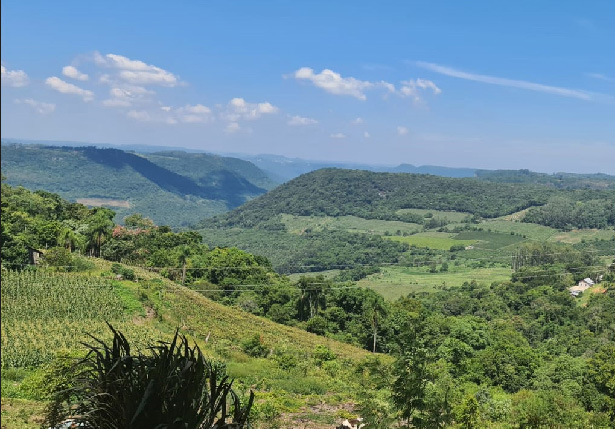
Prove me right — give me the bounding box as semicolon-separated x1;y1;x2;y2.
397;126;409;136
330;132;347;139
225;122;241;133
94;52;179;87
291;66;441;103
292;67;375;100
126;110;151;121
352;117;364;124
288;115;318;126
1;65;29;87
62;65;88;81
176;104;213;123
224;97;279;121
45;77;94;101
15;98;56;115
364;131;371;138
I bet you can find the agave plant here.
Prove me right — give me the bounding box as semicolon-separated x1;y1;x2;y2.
44;323;253;428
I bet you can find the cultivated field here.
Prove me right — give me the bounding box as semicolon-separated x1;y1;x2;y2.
385;232;476;250
281;214;422;235
357;265;512;300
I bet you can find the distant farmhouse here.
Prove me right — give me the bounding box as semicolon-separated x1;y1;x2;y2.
569;277;595;297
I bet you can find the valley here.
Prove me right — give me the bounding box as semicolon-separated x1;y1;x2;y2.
1;150;614;428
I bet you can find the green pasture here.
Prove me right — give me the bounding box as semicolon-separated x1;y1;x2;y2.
385;232;476;250
477;220;557;241
549;228;615;244
395;208;471;223
357;265;512;300
280;214;422;235
454;230;525;250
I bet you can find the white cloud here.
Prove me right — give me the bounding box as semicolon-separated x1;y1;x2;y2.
62;65;88;81
399;79;442;102
225;122;241;133
416;61;600;101
176;104;213;123
94;52;179;87
330;132;347;139
126;110;151;121
102;86;155;108
161;106;172;112
1;65;29;87
288;115;318;126
224;97;279;121
397;126;409;136
15;98;56;115
352;117;364;124
102;98;131;107
364;131;371;138
293;67;375;100
45;76;94;101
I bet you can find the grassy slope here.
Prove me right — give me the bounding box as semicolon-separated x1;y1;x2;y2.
1;260;372;428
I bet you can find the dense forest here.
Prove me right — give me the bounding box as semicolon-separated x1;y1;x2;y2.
2;180;614;427
200;168;615;229
0;143;275;227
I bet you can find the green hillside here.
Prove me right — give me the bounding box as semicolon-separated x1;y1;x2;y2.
197;169;615;275
201;168;615;229
0;143;275;227
2;174;615;428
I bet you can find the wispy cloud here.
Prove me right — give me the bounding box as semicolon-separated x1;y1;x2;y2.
126;110;151;122
397;126;409;136
225;122;241;134
15;98;56;115
288;115;318;126
330;132;347;139
587;73;614;82
1;65;29;87
94;52;180;87
416;61;602;101
45;76;94;101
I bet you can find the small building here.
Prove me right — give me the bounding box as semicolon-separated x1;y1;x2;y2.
28;247;44;265
569;278;595;297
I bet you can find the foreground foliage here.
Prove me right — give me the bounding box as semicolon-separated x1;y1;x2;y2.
45;324;254;429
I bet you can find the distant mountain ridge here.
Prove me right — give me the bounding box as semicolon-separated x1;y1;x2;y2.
0;142;275;227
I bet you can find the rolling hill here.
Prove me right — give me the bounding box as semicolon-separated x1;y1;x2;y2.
197;168;615;275
0;143;276;227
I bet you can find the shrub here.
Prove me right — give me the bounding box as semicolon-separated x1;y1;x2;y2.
44;323;254;428
241;334;269;358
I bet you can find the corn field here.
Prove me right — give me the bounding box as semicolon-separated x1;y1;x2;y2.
1;269;161;368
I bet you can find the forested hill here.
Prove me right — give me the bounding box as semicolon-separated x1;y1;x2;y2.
0;143;275;227
199;168;615;229
475;169;615;189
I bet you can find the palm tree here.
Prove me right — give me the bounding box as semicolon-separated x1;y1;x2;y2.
57;225;84;253
86;211;114;257
44;324;254;428
178;244;192;285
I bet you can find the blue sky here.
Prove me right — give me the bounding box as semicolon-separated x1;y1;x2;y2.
2;0;614;173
